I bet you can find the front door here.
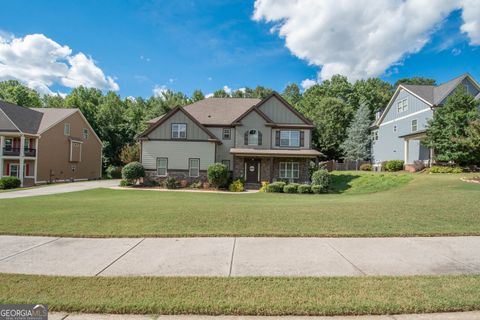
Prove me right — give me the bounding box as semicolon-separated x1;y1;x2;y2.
245;159;260;183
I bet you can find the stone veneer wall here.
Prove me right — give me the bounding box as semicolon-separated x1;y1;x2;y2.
145;169;208;184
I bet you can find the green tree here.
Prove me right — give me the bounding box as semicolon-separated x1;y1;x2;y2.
459;120;480;164
312;97;354;159
232;89;246;98
42;94;65;108
191;89;205;102
424;85;480;164
394;77;436;88
340;103;372;162
282;83;302;106
213;89;230;98
64;86;103;134
0;80;42;107
352;78;393;116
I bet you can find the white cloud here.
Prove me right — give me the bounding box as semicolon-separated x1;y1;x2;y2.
452;48;462;56
153;85;168;98
223;85;232;94
0;33;118;94
205;93;214;98
253;0;480;81
301;79;316;90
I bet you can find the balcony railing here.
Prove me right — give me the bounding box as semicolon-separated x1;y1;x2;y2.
2;148;36;157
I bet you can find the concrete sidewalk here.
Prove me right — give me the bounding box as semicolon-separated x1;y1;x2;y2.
0;180;120;199
49;311;480;320
0;236;479;276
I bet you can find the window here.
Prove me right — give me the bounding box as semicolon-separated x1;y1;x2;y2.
172;123;187;139
280;130;300;147
83;128;89;140
393;125;397;133
64;123;71;136
397;99;408;113
156;158;168;176
4;138;12;150
222;128;231;140
9;164;19;178
222;160;230;170
248;129;258;145
279;162;299;180
24;139;30;150
372;130;379;141
189;158;200;177
411;119;418;132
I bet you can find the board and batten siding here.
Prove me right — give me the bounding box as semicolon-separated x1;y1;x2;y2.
142;140;215;171
258;96;304;124
372;89;433;164
438;78;480;105
235;111;272;149
147;111;210;140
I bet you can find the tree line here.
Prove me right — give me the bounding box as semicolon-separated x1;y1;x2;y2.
2;75;477;169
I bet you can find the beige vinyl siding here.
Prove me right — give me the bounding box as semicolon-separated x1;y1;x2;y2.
141;140;215;170
147;111;210;140
258;96;304;124
271;129;311;149
207;127;235;163
235;111;271;149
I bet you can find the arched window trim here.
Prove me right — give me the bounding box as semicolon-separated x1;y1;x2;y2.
248;129;258;146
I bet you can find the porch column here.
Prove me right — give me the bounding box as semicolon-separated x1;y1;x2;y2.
0;136;4;178
404;139;409;165
19;135;25;187
269;157;274;182
429;148;434;167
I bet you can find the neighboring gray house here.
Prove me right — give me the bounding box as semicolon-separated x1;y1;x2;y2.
138;93;322;187
371;73;480;168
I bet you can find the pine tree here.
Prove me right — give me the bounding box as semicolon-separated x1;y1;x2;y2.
341;103;372;162
424;85;480;165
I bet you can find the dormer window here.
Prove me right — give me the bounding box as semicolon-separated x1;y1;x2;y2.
248;129;258;145
172;123;187;139
397;99;408;113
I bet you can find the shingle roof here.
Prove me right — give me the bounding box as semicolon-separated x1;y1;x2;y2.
0;100;43;134
402;85;435;104
183;97;261;125
146;114;165;124
31;108;78;133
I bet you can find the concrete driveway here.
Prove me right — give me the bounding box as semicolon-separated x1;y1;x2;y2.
0;180;120;199
0;236;479;277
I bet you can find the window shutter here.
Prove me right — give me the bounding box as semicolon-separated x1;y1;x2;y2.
300;131;305;147
244;131;248;145
26;163;30;176
6;165;9;176
275;131;280;146
258;131;262;145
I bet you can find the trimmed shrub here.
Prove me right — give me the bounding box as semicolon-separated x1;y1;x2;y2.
0;176;21;189
229;179;244;192
266;181;286;193
105;165;122;179
311;185;324;194
384;160;404;172
164;177;179;189
360;163;372;171
283;183;299;193
119;179;131;187
190;181;203;189
207;163;229;188
427;166;464;174
297;184;312;194
311;169;330;192
259;181;269;192
121;162;145;184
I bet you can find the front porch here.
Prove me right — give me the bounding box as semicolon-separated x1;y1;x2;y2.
0;134;38;187
399;130;432;171
230;148;322;187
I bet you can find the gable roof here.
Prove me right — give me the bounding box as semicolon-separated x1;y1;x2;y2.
31;108;78;133
0;100;43;134
255;92;314;125
183;97;260;125
137;106;220;141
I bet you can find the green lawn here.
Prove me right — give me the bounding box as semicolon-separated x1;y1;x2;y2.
0;172;479;237
1;274;479;316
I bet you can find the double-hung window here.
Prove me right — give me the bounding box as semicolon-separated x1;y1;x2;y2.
64;123;71;136
411;119;418;132
222;128;231;140
4;138;12;151
156;158;168;176
397;99;408;113
189;158;200;177
172;123;187;139
279;162;299;180
248;129;258;145
83;128;89;140
372;130;379;141
280;130;300;147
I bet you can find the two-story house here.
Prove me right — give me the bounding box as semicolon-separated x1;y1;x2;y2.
371;73;480;168
0;101;103;186
138;92;322;187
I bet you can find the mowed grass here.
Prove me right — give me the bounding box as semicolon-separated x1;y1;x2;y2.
0;172;479;237
1;274;479;316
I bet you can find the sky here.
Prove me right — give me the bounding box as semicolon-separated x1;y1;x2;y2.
0;0;479;98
